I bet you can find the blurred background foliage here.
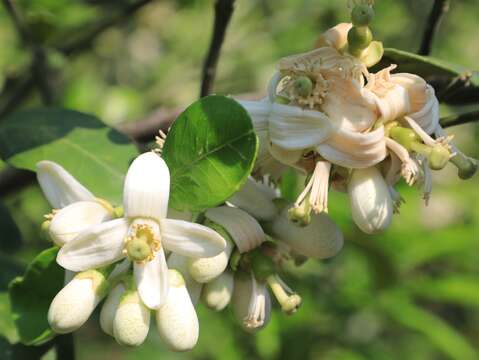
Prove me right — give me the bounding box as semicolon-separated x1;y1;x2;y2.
1;0;479;359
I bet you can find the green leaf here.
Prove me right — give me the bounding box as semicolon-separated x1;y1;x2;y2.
0;293;18;344
407;275;479;307
380;289;478;360
9;247;64;346
379;48;478;83
162;95;258;212
0;108;139;204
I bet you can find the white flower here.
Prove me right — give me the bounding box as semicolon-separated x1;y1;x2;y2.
271;207;344;259
167;253;203;305
156;269;199;352
201;271;234;311
48;269;108;333
57;152;226;309
37;161;114;246
232;272;271;332
348;166;393;234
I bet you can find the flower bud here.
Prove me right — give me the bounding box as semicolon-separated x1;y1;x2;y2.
450;152;478;180
100;283;126;336
113;291;150;346
48;200;113;246
187;223;235;283
167;253;202;305
48;270;107;333
351;4;374;27
201;271;234;311
272;208;343;259
232;272;271;333
156;270;199;352
348;167;393;234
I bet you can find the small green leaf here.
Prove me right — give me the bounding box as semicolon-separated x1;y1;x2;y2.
9;247;64;346
380;289;478;360
162;95;258;212
0;293;18;344
0;108;139;204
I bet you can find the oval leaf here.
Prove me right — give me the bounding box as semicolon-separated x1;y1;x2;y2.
162;95;258;212
0;108;139;204
9;247;64;346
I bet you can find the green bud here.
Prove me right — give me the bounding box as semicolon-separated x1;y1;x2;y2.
450;152;478;179
428;145;451;170
293;76;313;98
351;4;375;27
348;26;373;56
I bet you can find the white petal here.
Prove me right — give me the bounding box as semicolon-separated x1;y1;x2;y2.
348;167;393;234
48;278;99;334
113;291;150;346
316;23;352;50
269;103;333;150
100;283;126;336
123;152;170;222
156;269;199;352
228;177;278;221
408;85;439;135
202;271;234;311
204;206;265;253
49;201;113;246
317;126;387;168
57;218;128;271
36;161;95;208
236;99;272;133
272;208;343;259
160;219;226;257
167;253;203;305
134;249;169;309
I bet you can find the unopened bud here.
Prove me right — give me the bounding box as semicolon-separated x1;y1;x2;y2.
113;291;150;346
351;4;374;27
167;253;203;305
450;152;478;179
156;270;199;352
201;271;234;311
48;272;106;333
100;283;126;337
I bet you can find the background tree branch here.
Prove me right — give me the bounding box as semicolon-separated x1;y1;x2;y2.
200;0;235;97
419;0;449;55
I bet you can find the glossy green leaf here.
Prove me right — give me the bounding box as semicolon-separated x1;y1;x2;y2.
9;247;64;346
0;293;18;344
380;290;477;360
0;108;138;204
162;95;258;212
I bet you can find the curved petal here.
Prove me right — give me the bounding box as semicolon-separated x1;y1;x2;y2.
123;152;170;222
57;218;128;271
315;22;352;50
134;249;169;309
36;161;95;208
236;99;272;133
408;85;439;135
49;201;113;246
160;219;226;257
317;126;387;168
269;103;334;150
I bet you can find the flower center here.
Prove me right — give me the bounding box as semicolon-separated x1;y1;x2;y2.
124;224;161;263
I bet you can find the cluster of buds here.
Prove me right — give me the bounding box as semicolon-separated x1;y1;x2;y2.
39;152;343;348
239;0;477;235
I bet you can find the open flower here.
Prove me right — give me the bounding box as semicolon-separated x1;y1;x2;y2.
57;152;226;309
37;161;115;246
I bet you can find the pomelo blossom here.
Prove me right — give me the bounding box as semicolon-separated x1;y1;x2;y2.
37;161;115;246
57;152;226;309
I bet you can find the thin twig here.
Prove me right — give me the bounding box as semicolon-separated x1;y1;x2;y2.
200;0;235;97
418;0;449;55
440;110;479;128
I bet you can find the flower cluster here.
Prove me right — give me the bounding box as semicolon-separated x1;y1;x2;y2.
238;4;477;235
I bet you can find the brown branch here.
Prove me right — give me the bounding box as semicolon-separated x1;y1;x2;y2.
419;0;449;55
440;110;479;128
200;0;235;97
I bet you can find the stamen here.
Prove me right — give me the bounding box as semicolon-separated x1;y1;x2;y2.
154;130;168;154
123;223;161;264
294;160;331;214
266;274;302;315
404;116;451;149
385;138;418;185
